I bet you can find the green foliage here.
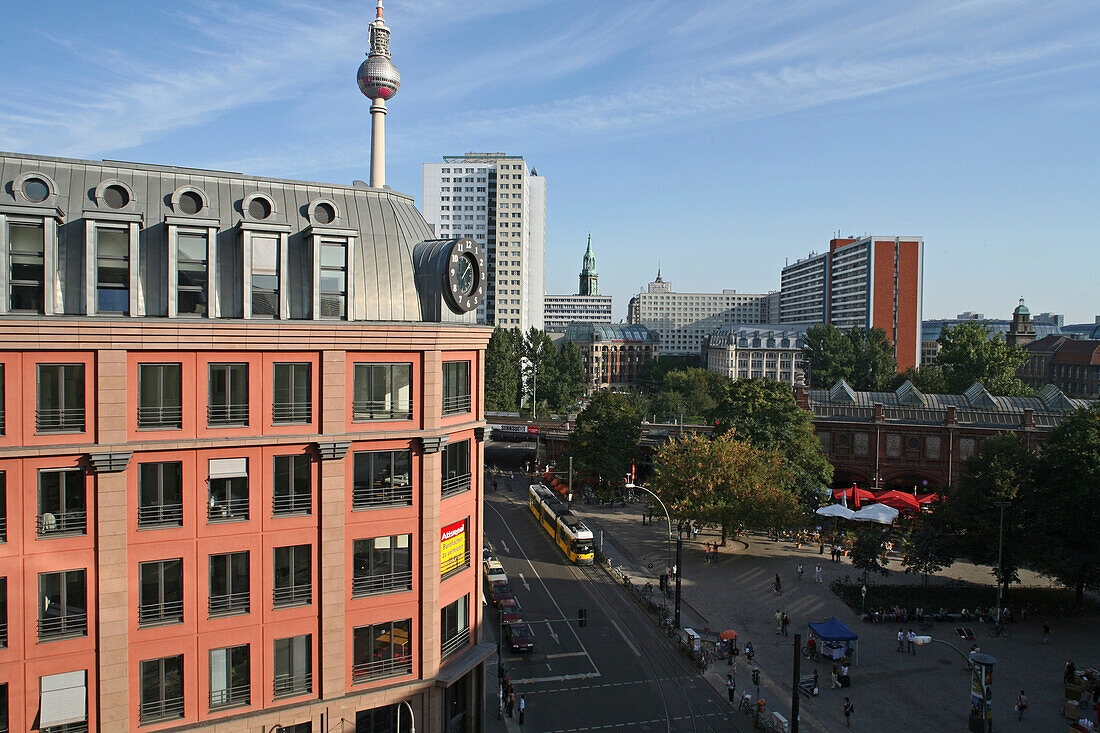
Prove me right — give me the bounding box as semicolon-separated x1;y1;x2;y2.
894;365;947;394
711;378;833;492
830;582;1099;617
901;522;954;584
637;355;701;392
522;327;556;409
847;326;897;390
850;528;891;580
935;321;1032;396
546;341;586;410
569;391;642;488
485;327;520;411
804;324;854;388
650;432;800;532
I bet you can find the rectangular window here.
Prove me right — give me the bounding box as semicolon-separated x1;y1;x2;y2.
9;221;44;313
139;655;184;725
442;361;471;415
273;635;312;699
138;363;182;429
208;363;248;426
319;240;347;319
273;363;311;424
208;551;249;617
251;235;279;317
352;534;412;597
0;471;6;542
440;595;470;661
139;559;183;627
352;450;413;509
352;363;413;421
138;461;183;527
38;671;86;733
207;458;249;523
0;577;6;648
37;364;85;433
38;469;86;537
209;644;250;711
273;454;311;516
0;363;4;436
441;439;471;498
352;619;412;684
273;544;311;608
0;682;6;733
95;226;129;314
38;569;87;640
177;231;208;316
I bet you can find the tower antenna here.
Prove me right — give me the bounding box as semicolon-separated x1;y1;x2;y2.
357;0;401;187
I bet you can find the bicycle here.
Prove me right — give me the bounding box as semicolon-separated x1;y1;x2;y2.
989;623;1011;638
738;694;753;715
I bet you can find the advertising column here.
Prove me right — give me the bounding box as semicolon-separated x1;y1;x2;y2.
969;652;996;732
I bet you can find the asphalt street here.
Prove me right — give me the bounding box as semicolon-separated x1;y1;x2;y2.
483;441;747;733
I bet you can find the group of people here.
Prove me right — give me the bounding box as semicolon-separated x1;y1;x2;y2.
497;674;526;725
703;542;721;563
774;609;792;637
895;628;919;654
794;562;825;583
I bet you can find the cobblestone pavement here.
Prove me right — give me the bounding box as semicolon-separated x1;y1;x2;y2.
571;500;1100;733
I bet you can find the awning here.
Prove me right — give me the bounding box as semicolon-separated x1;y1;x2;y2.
434;642;496;687
40;670;87;728
209;457;248;479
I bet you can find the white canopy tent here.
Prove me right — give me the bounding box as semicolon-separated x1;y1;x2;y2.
851;503;899;525
815;504;855;519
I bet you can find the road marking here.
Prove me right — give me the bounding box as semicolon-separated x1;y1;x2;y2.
509;672;601;685
519;572;531;590
545;651;587;659
544;621;560;644
500;539;511;554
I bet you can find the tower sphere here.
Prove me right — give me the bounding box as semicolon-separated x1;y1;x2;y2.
357;55;400;100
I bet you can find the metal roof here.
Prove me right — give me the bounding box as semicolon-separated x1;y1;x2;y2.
564;322;658;343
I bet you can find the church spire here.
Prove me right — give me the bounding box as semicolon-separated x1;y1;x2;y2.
579;234;599;296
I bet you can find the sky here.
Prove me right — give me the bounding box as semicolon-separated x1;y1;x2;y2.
2;0;1099;323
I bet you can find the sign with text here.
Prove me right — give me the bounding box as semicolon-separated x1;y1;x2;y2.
440;519;468;578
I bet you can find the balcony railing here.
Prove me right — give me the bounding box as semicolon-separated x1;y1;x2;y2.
207;403;248;426
442;394;471;416
137;502;183;528
41;722;87;733
0;514;6;542
137;405;183;429
352;399;412;422
441;551;470;581
351;570;412;598
273;671;312;699
36;407;85;433
208;591;249;617
38;611;88;640
273;583;311;608
36;510;87;537
441;628;470;661
352;482;412;510
351;654;412;684
272;401;311;424
139;695;185;724
138;599;184;627
209;683;250;711
208;497;248;523
441;473;471;499
273;492;311;516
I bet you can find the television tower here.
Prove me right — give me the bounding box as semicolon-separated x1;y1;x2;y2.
356;1;401;187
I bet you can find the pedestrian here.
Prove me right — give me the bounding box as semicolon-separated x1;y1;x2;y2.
843;697;855;727
906;628;916;654
498;684;504;719
781;613;790;637
896;628;905;652
831;665;840;689
518;694;526;725
797;563;804;581
775;610;782;635
1065;660;1077;685
746;641;755;662
774;573;782;595
1015;690;1028;721
727;673;737;702
812;669;819;696
815;563;823;583
1042;622;1051;644
506;690;515;718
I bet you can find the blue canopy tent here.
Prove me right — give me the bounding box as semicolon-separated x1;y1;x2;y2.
807;617;859;663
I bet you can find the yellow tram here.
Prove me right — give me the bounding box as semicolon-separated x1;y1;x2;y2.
528;484;595;565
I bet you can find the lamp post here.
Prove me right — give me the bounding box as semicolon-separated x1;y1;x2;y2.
396;699;416;733
993;501;1011;623
625;482;673;581
915;637;995;733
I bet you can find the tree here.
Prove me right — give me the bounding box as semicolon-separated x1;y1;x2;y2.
850;528;891;582
569;391;642;489
894;365;946;394
711;378;833;494
1030;406;1100;604
901;522;953;585
935;321;1031;396
546;341;586;410
650;432;800;541
522;328;556;413
847;326;897;391
658;368;728;420
637;355;700;393
803;324;854;388
485;327;520;411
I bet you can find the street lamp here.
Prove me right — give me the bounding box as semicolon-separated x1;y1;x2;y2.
396;699;416;733
625;482;673;584
993;501;1011;623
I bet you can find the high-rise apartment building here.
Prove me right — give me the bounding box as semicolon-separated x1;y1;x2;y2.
0;6;493;732
422;154;546;330
543;236;612;333
627;272;777;356
779;236;924;370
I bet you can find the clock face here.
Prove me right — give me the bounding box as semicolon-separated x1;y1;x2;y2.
443;238;485;314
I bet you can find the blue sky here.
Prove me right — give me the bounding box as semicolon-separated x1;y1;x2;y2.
2;1;1099;323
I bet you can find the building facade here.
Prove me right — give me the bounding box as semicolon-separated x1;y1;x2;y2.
564;324;659;393
422;154;546;331
705;324;808;385
1021;335;1100;399
921;302;1062;364
779;236;923;371
543;236;611;333
626;273;776;357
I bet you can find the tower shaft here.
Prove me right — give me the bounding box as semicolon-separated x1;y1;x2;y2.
370;98;387;188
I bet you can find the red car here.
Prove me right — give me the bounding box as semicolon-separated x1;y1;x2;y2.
494;593;522;614
503;614;535;652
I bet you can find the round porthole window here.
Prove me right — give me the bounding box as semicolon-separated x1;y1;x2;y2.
22;177;50;203
178;190;203;215
314;202;336;225
247;196;272;220
102;184;130;209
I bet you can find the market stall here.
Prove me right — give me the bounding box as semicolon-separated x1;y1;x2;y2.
808;617;859;663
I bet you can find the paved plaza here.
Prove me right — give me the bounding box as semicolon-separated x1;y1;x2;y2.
571;500;1100;732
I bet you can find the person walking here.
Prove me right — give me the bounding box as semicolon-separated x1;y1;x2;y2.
831;665;840;689
815;563;823;583
781;613;790;637
518;694;526;725
907;628;916;654
896;628;905;653
812;669;820;696
775;610;783;635
727;673;737;702
1016;690;1028;721
1042;622;1051;644
745;641;755;662
797;563;804;581
774;573;783;595
843;697;855;727
506;690;515;718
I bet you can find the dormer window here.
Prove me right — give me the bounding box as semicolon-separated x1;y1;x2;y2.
176;231;208;316
8;221;44;313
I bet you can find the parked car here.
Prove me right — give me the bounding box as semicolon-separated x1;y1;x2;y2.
487;577;511;595
494;593;522;614
484;559;508;585
503;614;535;652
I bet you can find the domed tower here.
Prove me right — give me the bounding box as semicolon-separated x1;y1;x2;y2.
357;0;401;187
1007;297;1036;347
579;233;599;296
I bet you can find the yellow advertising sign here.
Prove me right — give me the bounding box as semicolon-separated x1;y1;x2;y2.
441;519;467;577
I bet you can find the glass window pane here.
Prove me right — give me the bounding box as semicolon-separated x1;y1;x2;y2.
320;243;345;268
98;228;128;258
252;236;278;275
177;234;207;262
9;223;44;253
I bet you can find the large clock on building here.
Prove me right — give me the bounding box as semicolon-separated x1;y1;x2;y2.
443;238;486;314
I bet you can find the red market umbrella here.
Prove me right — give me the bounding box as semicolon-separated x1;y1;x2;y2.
916;493;939;505
719;630;739;641
874;490;921;512
833;486;876;508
